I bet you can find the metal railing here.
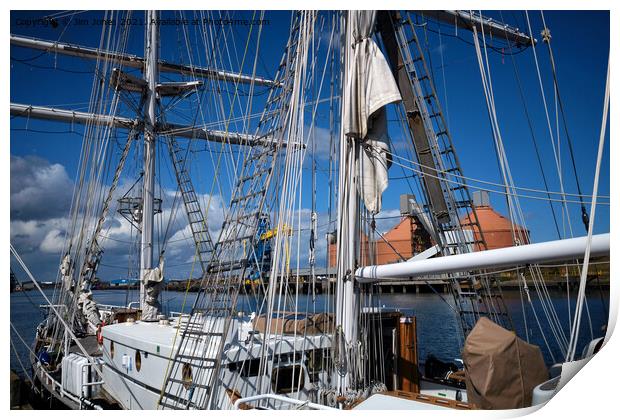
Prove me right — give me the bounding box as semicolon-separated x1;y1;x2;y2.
80;360;105;400
34;362;103;410
233;394;337;410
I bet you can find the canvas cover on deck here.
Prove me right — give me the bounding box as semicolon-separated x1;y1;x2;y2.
462;317;548;409
253;312;334;336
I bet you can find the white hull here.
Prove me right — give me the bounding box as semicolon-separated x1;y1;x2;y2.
100;316;332;409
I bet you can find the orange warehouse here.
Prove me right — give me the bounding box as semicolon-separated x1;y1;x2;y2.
461;191;529;251
328;192;529;267
328;215;431;267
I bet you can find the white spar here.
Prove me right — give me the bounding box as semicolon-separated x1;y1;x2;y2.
356;233;610;282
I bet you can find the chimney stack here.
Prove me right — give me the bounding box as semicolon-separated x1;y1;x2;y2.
472;190;490;207
400;194;415;215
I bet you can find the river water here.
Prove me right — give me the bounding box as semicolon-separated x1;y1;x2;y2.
10;287;609;379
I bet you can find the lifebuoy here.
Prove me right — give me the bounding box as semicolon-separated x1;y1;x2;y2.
96;322;105;345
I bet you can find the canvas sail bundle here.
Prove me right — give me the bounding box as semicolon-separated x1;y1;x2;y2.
142;258;164;321
357;109;393;215
342;10;401;214
77;291;102;330
462;317;548;409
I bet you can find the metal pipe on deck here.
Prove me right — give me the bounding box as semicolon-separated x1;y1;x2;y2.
356;233;610;282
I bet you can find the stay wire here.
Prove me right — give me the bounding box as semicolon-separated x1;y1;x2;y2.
539;11;590;233
499;10;561;239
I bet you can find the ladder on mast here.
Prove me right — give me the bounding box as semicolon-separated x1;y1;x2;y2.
158;13;305;410
165;135;215;273
381;11;513;336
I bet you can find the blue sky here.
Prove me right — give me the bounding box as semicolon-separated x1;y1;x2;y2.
10;10;610;281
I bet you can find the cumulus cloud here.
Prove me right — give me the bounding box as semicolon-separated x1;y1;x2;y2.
304;125;334;162
11;217;68;253
10;154;74;279
10;216;71;281
9;153;227;281
9;153;404;281
40;229;67;253
11;155;73;221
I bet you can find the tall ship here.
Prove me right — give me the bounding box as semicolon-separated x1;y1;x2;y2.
10;9;610;410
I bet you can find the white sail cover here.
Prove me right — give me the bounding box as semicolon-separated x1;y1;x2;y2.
143;260;164;284
343;10;401;214
357;108;393;214
78;291;102;330
142;259;164;321
60;253;72;289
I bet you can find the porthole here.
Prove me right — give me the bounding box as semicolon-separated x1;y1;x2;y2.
110;340;115;359
182;363;193;390
135;349;142;371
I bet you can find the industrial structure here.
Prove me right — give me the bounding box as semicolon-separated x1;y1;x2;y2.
329;191;529;266
461;191;530;250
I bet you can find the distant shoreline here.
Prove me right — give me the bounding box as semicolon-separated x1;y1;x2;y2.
10;276;609;294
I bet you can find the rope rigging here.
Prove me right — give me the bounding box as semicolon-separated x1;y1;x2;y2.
499;10;562;239
9;9;610;410
539;12;590;234
471;15;573;360
566;55;609;362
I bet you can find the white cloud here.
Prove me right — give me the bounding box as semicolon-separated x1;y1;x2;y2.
11;217;69;252
304;125;334;161
374;208;403;234
40;229;66;253
11;155;73;221
10;152;404;280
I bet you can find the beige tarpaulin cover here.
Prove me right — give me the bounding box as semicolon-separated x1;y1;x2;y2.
462;317;548;409
253;312;334;336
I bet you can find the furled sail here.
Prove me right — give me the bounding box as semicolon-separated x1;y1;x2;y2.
142;258;164;321
357;108;392;214
78;291;102;330
60;252;72;289
343;10;401;214
335;9;403;393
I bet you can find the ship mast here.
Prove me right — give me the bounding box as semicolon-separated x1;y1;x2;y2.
10;10;284;326
140;10;159;318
